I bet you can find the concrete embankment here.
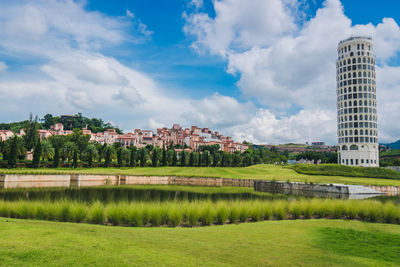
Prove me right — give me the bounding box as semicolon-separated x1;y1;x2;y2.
0;174;254;189
253;180;389;198
0;174;399;196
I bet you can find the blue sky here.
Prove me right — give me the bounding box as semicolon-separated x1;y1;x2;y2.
0;0;399;144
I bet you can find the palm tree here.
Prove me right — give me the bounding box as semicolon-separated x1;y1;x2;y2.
41;139;55;161
83;143;98;167
63;141;78;162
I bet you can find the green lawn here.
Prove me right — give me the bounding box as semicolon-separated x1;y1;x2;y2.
0;218;399;266
290;164;400;180
2;164;400;186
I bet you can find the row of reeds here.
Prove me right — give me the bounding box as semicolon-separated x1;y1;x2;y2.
0;199;399;227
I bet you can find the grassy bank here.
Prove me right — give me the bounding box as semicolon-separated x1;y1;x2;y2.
1;199;399;227
2;164;400;186
0;218;399;266
290;164;400;179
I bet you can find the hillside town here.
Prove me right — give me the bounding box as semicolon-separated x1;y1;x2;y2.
0;122;249;154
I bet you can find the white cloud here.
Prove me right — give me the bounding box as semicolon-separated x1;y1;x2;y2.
188;0;204;10
184;0;297;57
0;62;8;72
184;0;400;143
1;0;399;146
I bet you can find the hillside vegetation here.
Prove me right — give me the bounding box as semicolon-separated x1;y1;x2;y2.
290;164;400;180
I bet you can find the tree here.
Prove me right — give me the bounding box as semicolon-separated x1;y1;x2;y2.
23;114;39;151
41;113;55;129
233;152;241;167
103;145;115;168
172;150;177;166
72;150;79;168
243;153;252;167
83;143;98;168
129;146;137;167
49;135;65;168
32;141;42;168
189;152;194;167
180;151;186;167
213;153;221;167
139;148;147;167
193;152;200;167
7;136;18;168
222;153;231;167
117;147;123;167
162;146;167;166
152;147;160;167
202;151;210;167
63;141;78;162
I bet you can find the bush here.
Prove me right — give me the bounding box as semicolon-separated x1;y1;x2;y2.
216;205;229;224
186;205;201;227
199;204;215;226
88;202;105;224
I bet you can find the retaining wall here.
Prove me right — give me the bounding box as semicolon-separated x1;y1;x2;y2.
0;174;254;189
1;174;399;196
253;180;389;198
386;166;400;172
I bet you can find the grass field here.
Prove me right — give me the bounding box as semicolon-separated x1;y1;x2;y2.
0;218;399;266
2;164;400;186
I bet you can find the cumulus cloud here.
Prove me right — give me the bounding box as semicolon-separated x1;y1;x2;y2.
1;0;399;145
0;62;8;72
184;0;297;57
184;0;400;143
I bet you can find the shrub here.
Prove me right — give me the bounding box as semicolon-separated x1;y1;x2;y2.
238;204;249;222
199;204;214;226
88;202;105;224
125;206;144;227
168;206;183;227
70;203;87;223
289;202;302;219
273;201;287;220
228;205;240;224
187;205;200;227
216;205;229;225
106;204;123;225
248;202;263;222
149;205;163;226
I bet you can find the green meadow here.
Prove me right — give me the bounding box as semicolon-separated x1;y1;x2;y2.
0;218;399;266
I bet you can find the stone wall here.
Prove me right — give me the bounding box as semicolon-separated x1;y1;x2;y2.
253;180;389;198
386;166;400;172
0;174;254;189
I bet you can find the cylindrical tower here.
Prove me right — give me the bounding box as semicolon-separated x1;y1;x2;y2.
336;36;379;167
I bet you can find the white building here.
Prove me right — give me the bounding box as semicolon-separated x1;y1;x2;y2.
336;36;379;167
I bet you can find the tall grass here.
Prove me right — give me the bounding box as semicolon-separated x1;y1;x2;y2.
0;199;399;227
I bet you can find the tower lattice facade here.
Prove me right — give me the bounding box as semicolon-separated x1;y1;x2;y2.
336;36;379;167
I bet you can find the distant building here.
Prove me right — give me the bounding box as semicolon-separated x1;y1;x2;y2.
311;142;325;147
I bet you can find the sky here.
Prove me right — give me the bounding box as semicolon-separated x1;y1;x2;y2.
0;0;399;145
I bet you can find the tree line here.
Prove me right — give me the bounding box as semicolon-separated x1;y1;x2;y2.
0;117;291;168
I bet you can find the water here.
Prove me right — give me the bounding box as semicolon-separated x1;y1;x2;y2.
0;186;287;203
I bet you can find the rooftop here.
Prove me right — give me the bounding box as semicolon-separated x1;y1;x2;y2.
338;36;372;45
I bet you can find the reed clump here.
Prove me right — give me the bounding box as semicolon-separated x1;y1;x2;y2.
0;199;398;227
